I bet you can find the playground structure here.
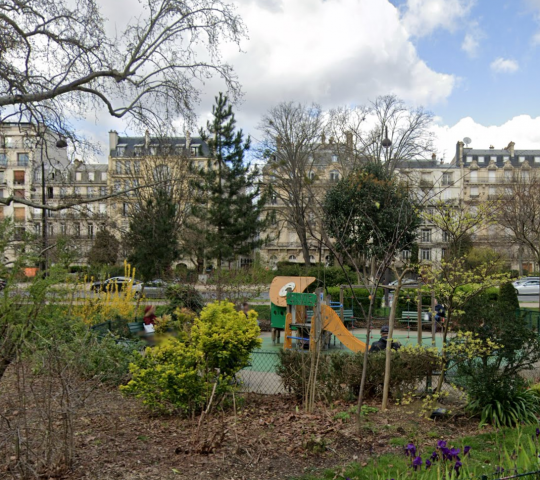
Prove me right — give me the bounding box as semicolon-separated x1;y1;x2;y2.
269;276;368;353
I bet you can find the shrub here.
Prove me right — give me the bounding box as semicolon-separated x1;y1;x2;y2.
276;346;440;402
121;301;261;415
165;284;205;313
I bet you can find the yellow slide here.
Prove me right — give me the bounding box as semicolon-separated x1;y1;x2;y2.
320;304;368;353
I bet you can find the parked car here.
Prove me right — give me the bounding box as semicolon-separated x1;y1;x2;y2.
513;276;540;288
132;279;168;299
91;276;141;293
515;279;540;295
387;278;422;288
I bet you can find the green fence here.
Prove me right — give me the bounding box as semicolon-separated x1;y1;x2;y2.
520;308;540;333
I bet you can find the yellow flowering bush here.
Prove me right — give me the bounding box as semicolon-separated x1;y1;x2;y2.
120;301;261;415
74;260;138;325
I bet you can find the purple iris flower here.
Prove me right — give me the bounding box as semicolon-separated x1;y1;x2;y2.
449;448;461;460
437;440;447;449
425;459;432;469
440;447;450;460
536;428;540;438
464;446;471;456
495;466;505;474
430;450;439;462
454;460;463;474
405;443;416;457
412;456;422;471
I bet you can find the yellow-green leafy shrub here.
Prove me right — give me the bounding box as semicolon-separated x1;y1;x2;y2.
121;301;261;415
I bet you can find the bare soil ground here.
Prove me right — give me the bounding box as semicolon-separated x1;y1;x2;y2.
0;367;482;480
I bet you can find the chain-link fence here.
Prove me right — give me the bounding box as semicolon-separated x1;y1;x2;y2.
237;351;286;395
480;471;540;479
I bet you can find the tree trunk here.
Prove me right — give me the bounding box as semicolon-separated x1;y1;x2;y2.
298;223;311;270
356;297;375;430
382;284;400;410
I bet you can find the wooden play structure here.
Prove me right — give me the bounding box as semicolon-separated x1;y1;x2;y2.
269;276;367;353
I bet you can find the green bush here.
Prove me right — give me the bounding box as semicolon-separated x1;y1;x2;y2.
325;287;383;320
274;263;355;288
165;284;205;313
276;346;440;402
121;301;261;415
251;305;270;320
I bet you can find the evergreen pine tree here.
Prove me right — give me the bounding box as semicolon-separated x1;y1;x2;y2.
88;229;119;266
126;188;180;280
189;93;270;270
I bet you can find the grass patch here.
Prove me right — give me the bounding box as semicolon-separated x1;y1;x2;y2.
295;425;540;480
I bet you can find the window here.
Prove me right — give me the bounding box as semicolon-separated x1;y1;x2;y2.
504;170;512;181
13;207;25;222
113;181;120;192
154;164;169;179
270;193;277;205
117;146;126;157
99;203;106;214
34;223;41;235
100;186;107;196
470;186;479;197
17;153;29;166
190;146;198;156
14;227;25;241
442;172;453;186
88;223;94;239
402;250;411;260
491;156;497;162
420;248;431;261
331;155;337;163
441;248;447;258
3;136;12;148
442;231;450;242
122;202;129;217
477;156;484;163
466;156;472;163
329;170;339;182
288;255;297;262
48;224;54;237
101;172;107;181
519;156;526;163
308;171;315;181
133;162;140;174
74;186;81;195
124;161;131;174
0;153;6;166
115;161;122;174
488;170;496;182
134;145;143;156
88;172;95;182
535;157;540;164
60;223;67;235
75;171;82;181
503;156;510;161
74;223;81;237
522;171;530;181
47;186;53;199
421;229;431;243
489;186;496;197
469;170;477;182
309;255;316;263
269;255;278;268
13;170;25;185
87;186;95;197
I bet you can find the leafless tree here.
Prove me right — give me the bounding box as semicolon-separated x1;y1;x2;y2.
0;0;245;142
326;95;436;174
258;102;325;269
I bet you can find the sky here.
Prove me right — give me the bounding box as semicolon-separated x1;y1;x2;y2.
82;0;540;162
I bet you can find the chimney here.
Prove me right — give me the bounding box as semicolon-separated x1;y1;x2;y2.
145;130;151;149
456;141;464;165
432;153;436;161
507;141;515;157
329;136;335;144
109;130;118;151
489;145;494;149
185;130;191;150
345;131;353;151
321;132;326;145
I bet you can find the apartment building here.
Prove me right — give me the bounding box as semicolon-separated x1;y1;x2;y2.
0;123;69;263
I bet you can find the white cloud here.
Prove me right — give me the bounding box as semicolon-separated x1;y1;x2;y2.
401;0;475;37
490;57;519;73
433;115;540;161
461;30;481;57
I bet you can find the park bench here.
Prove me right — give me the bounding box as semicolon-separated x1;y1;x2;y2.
128;321;154;339
400;311;431;329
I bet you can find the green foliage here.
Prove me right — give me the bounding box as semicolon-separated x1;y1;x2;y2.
325;287;383;319
87;228;119;266
467;387;540;428
121;301;261;415
250;304;270;320
323;163;421;260
188;93;270;265
127;188;180;280
274;263;354;288
498;281;519;311
165;284;205;313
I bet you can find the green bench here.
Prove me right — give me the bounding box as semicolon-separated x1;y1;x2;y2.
400;311;431;329
128;321;154;339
